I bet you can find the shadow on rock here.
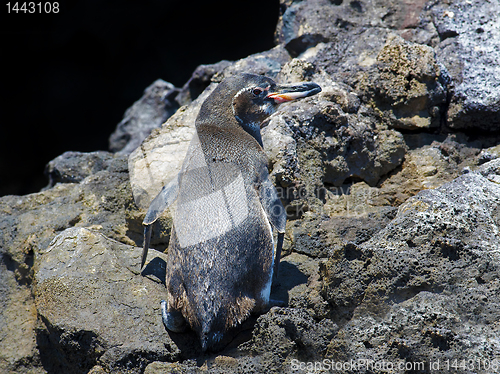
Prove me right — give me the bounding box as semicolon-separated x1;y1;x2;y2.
36;315;103;374
271;260;309;305
141;256;167;286
166;315;259;363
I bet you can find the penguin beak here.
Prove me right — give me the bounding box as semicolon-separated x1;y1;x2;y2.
266;82;322;104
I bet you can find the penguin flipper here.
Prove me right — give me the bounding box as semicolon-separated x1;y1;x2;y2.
144;174;180;225
141;175;179;269
141;224;153;269
274;232;284;280
257;170;286;232
257;168;286;280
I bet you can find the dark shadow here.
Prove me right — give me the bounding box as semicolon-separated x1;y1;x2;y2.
166;315;260;362
167;328;202;359
270;260;309;306
403;132;447;150
36;315;102;374
141;256;167;286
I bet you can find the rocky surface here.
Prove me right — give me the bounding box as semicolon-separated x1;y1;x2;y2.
2;0;500;373
128;84;216;210
109;80;180;155
432;0;500;130
323;167;500;365
34;227;177;374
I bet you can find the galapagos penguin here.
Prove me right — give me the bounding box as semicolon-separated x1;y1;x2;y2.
141;73;321;351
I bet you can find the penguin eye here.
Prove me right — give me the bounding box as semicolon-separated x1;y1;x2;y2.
252;87;263;97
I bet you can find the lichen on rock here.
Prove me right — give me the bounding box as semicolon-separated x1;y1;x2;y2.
355;34;448;130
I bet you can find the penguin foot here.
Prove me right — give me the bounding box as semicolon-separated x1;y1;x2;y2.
161;300;187;333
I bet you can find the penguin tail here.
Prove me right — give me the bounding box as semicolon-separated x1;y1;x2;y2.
141;224;152;269
201;335;209;352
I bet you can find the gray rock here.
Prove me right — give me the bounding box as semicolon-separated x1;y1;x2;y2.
275;0;337;56
0;150;147;374
432;0;500;131
275;0;415;56
322;167;500;365
217;45;291;80
144;361;196;374
376;133;482;206
128;84;216;210
240;307;338;364
276;0;500;132
264;71;406;194
355;35;448;130
298;32;449;131
109;79;180;154
45;151;127;188
176;61;233;107
0;151;142;278
34;227;178;374
0;257;44;374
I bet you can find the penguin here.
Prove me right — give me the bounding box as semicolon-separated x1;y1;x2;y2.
141;73;321;351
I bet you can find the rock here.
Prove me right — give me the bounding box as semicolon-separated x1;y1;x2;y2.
326;291;497;368
276;0;500;132
240;307;338;364
0;256;43;374
144;361;194;374
263;72;406;194
109;79;180;154
45;151;128;188
322;206;398;249
33;227;178;374
176;61;233;107
477;144;500;165
322;167;500;364
275;0;338;56
275;0;434;53
87;366;107;374
217;45;291;81
271;252;323;312
376;133;482;206
0;151;148;373
298;32;449;131
432;0;500;131
128;84;216;210
355;35;448;130
0;151;142;281
276;253;331;320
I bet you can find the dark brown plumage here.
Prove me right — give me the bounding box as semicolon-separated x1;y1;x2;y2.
141;73;321;351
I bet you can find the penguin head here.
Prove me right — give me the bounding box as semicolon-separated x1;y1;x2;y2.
196;73;321;147
231;74;322;135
